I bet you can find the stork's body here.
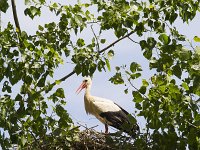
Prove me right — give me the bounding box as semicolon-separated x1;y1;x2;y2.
76;77;139;135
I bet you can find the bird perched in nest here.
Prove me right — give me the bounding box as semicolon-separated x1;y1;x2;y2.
76;77;139;136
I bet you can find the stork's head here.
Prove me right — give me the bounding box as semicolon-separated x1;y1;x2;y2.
76;77;92;94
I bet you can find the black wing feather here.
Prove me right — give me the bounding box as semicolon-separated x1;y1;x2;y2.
99;104;139;136
100;110;129;129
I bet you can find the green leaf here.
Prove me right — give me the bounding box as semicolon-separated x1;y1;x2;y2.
147;37;157;49
159;34;170;45
194;36;200;42
37;77;46;87
135;22;144;36
77;38;85;47
124;88;128;94
51;2;58;8
38;25;44;31
169;12;178;24
25;0;31;5
143;49;152;60
24;6;41;19
130;62;137;73
24;75;32;85
182;82;189;90
55;80;61;85
89;63;97;75
100;39;106;44
140;40;147;50
21;136;27;146
139;86;146;94
105;59;111;71
132;91;143;103
177;47;191;61
135;102;142;110
130;73;141;80
172;65;182;79
142;79;149;87
115;66;120;71
55;88;65;98
130;62;142;73
10;134;18;144
55;105;68;117
117;27;128;37
97;60;105;72
0;0;9;13
15;94;22;101
107;50;114;59
109;73;124;85
124;16;134;28
195;46;200;56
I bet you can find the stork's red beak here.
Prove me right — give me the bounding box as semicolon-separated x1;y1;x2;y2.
76;82;86;94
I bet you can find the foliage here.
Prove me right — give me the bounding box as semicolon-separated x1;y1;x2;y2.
0;0;200;149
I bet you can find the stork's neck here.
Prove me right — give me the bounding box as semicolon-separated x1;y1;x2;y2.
84;85;91;98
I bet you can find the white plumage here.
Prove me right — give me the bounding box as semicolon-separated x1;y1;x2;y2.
76;77;139;135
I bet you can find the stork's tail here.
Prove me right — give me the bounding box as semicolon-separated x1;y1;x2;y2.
120;115;140;137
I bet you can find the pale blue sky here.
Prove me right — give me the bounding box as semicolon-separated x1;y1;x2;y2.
1;0;200;133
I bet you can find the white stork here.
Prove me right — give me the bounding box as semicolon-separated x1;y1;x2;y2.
76;77;139;135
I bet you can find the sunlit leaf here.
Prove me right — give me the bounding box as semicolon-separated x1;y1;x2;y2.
105;59;111;71
182;82;189;90
159;33;170;45
107;50;114;59
194;36;200;42
55;80;61;85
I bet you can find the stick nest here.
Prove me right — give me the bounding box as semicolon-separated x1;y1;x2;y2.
71;126;136;150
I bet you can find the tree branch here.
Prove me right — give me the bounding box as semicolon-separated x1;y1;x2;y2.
54;70;76;85
128;36;139;44
125;74;149;100
39;70;75;93
0;12;1;32
91;25;100;52
11;0;21;33
99;31;135;53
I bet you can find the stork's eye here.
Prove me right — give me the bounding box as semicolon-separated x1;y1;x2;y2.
84;79;88;82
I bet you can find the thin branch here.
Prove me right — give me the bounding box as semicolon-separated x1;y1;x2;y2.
38;70;75;93
0;11;1;31
125;74;149;100
87;21;101;24
11;0;23;48
185;120;199;128
99;31;135;53
187;39;195;51
128;36;139;44
77;122;98;130
57;70;76;82
91;25;100;52
11;0;21;33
